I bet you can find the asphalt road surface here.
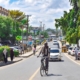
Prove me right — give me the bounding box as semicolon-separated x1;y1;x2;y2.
0;41;80;80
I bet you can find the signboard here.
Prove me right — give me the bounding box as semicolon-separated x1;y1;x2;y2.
28;35;32;41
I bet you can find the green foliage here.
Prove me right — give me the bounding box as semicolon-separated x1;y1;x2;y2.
14;50;19;57
21;19;27;25
40;31;48;38
16;36;22;41
55;5;80;44
0;15;22;43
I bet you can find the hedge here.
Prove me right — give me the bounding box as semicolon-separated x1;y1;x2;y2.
0;46;19;61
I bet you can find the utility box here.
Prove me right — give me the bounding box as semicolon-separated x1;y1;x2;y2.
62;46;67;53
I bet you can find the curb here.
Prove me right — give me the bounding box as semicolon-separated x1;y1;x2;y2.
19;46;42;58
0;58;23;67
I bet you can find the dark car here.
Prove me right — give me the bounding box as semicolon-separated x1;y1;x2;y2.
0;40;12;45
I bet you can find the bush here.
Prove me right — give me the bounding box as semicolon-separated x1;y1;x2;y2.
36;40;40;45
0;46;19;61
14;50;19;57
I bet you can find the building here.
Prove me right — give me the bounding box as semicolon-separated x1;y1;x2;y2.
49;34;56;40
0;6;9;16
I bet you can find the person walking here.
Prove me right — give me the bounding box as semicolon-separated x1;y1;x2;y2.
3;48;8;63
10;48;14;61
75;47;78;60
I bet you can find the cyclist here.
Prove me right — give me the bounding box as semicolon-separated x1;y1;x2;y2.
38;42;50;71
33;44;36;55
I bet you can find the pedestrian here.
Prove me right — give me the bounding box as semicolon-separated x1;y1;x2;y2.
10;48;14;61
33;44;36;55
34;44;36;49
75;47;78;60
3;48;8;63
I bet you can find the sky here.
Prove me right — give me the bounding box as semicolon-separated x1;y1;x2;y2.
0;0;72;29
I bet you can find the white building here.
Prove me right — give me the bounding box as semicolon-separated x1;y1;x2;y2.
49;34;56;40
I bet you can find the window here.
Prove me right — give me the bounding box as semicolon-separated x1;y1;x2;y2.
50;49;59;53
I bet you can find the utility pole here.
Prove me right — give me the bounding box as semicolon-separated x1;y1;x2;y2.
39;21;42;38
26;15;31;40
43;24;45;31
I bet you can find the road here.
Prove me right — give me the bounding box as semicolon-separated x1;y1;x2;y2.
0;41;80;80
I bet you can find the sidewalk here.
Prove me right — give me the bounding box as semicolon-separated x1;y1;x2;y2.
0;45;42;67
19;45;42;57
64;52;80;65
0;57;22;67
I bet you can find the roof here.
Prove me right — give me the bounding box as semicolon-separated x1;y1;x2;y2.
50;48;59;50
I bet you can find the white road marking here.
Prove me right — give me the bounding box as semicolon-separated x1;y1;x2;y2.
64;53;80;66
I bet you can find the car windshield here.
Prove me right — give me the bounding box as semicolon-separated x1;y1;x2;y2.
53;41;57;42
50;49;59;53
69;48;72;50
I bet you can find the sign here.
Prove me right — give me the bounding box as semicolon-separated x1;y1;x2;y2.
28;35;32;41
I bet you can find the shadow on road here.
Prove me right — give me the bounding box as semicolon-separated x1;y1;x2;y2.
49;60;64;62
47;73;62;77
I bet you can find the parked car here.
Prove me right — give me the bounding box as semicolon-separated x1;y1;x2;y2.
0;40;12;46
0;43;2;46
67;47;75;56
77;50;80;60
13;46;23;53
49;48;62;61
10;47;21;53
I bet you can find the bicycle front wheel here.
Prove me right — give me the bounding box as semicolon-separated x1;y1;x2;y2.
40;65;44;76
45;70;48;76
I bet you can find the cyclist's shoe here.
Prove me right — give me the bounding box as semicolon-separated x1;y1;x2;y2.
37;56;39;58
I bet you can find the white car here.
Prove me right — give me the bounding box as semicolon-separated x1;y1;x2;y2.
49;48;62;61
53;42;60;49
67;47;75;56
53;40;58;43
0;43;2;46
10;47;21;53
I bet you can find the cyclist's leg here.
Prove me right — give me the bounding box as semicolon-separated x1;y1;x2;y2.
46;58;49;71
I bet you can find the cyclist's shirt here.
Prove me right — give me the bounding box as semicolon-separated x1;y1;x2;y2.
42;47;49;56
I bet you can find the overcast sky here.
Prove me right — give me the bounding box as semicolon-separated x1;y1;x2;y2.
0;0;72;29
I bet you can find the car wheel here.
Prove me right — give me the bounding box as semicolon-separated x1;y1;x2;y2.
78;58;79;60
59;59;61;61
68;52;70;55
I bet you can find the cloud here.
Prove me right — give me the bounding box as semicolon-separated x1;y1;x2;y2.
0;0;72;29
0;0;9;6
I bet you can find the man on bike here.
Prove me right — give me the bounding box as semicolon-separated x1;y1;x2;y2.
38;42;50;71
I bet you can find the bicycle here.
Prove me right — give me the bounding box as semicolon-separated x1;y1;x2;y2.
38;56;49;76
33;48;36;55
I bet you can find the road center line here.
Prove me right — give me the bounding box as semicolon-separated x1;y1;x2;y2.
64;53;80;66
29;67;40;80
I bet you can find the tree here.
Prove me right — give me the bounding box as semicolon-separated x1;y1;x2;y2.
0;16;13;40
9;10;25;21
55;8;79;44
69;0;80;46
40;31;48;38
